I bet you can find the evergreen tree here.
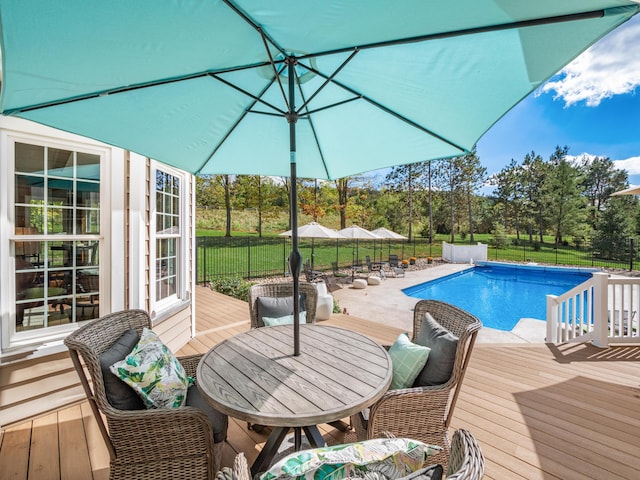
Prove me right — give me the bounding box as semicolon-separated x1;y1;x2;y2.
580;155;629;228
593;196;637;260
385;161;429;240
545;146;586;244
521;151;549;242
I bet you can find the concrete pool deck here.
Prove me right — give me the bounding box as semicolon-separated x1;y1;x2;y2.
330;263;548;343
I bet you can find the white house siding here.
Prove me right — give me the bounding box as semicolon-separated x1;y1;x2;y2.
0;118;196;428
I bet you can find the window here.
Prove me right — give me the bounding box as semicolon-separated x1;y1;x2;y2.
152;166;185;312
11;140;102;340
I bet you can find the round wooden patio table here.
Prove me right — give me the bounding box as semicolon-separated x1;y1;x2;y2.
197;324;392;476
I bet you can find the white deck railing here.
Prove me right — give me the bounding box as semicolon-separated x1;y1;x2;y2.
547;272;640;346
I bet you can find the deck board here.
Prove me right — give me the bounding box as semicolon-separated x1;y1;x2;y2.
0;285;639;480
28;413;59;480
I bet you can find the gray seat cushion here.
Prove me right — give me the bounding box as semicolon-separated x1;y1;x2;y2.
413;313;459;387
187;385;229;443
257;294;306;325
99;329;145;410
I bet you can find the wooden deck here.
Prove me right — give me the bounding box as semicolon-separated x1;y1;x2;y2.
1;285;639;479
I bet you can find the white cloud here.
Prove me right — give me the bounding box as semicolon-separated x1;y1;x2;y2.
565;153;640;175
613;156;640;175
539;15;640;107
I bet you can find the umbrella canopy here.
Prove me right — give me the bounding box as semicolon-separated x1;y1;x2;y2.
371;227;408;240
339;226;381;265
280;222;342;239
611;186;640;196
0;2;637;180
1;1;637;355
338;226;381;240
280;222;342;270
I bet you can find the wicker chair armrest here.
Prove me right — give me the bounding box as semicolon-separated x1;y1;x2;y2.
445;429;485;480
107;406;215;459
367;386;451;437
178;353;204;378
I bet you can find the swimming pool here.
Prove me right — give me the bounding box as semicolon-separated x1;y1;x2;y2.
402;262;595;331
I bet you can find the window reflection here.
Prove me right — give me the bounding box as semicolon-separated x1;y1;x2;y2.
13;142;101;333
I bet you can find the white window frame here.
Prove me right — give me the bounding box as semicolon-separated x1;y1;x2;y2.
1;131;110;353
150;162;188;318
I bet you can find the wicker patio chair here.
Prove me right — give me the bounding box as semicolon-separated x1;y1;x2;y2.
217;429;484;480
64;310;228;480
248;281;318;329
351;300;481;468
446;429;485;479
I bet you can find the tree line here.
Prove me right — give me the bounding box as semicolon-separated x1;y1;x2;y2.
196;146;640;260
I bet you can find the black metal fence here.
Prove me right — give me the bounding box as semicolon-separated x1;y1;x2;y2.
196;235;638;284
196;236;436;283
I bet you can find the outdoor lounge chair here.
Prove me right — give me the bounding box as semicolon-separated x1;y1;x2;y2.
388;254;405;277
350;300;481;468
217;428;484;480
366;255;385;279
64;310;228;479
304;259;326;283
330;261;351;284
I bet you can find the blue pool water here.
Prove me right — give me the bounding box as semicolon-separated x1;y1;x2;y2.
402;262;595;331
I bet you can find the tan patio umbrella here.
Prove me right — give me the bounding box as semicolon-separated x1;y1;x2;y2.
339;225;381;266
279;222;343;270
372;227;408;261
611;186;640;196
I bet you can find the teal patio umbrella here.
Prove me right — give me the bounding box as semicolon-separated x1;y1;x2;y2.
0;1;638;356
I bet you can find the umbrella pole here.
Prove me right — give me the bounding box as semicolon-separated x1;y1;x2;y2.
287;59;301;357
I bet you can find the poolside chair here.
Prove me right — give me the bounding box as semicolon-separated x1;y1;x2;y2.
351;300;482;468
330;261;351;286
303;259;326;283
64;310;228;479
366;255;385;280
609;309;637;336
388;254;405;277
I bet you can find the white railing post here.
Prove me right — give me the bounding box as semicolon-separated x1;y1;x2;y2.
592;272;609;348
546;294;558;343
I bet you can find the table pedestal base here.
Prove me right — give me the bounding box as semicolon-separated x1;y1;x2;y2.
251;425;326;477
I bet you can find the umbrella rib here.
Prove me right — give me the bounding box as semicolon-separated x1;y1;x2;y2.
209;73;287;116
196;75;284;174
294;73;331;180
222;0;287;57
6;61;285;115
300;97;361;117
259;28;290;113
296;50;359;115
296;9;607;61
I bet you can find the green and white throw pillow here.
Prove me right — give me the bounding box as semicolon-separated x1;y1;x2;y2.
388;333;431;390
263;311;307;326
110;327;192;408
260;437;441;480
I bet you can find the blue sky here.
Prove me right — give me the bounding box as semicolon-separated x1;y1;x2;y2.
476;14;640;193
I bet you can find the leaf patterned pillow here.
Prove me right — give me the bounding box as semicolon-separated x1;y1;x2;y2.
260;437;442;480
110;327;191;408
